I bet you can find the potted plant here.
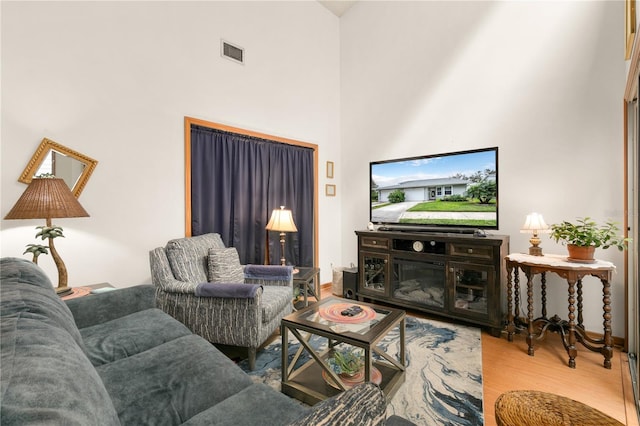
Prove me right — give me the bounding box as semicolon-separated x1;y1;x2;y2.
549;217;630;262
328;347;364;378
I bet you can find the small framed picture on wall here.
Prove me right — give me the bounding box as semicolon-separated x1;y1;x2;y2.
326;184;336;197
326;161;334;179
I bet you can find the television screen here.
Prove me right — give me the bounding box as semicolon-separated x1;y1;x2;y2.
370;147;498;231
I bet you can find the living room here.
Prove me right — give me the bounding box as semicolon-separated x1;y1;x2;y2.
1;0;637;424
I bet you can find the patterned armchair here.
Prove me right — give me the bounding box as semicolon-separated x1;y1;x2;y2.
149;233;293;370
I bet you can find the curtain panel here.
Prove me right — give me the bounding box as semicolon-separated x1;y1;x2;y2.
190;125;314;267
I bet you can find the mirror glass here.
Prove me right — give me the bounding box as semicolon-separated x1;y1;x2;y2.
18;138;98;197
37;149;87;189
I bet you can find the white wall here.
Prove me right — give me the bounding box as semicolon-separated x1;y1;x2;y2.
340;1;627;336
1;2;341;286
1;0;628;338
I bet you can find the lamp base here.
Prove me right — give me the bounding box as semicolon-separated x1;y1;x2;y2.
528;246;544;256
56;286;73;297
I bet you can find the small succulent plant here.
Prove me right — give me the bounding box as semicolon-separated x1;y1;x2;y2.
328;347;364;376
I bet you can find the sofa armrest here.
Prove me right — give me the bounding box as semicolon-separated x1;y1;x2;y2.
195;282;262;298
156;288;261;317
244;276;292;287
244;265;293;288
155;289;263;347
65;285;155;329
288;383;387;426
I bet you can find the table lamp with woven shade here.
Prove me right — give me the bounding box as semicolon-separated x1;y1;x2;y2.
265;206;298;266
4;177;89;295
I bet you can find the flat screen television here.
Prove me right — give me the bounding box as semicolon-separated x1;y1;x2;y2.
370;147;498;232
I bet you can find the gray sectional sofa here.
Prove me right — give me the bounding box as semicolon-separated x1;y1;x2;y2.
0;257;412;425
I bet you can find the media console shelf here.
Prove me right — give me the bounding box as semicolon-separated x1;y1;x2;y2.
355;230;509;336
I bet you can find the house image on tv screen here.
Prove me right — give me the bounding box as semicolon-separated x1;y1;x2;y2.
376;169;497;202
377;177;473;202
370;148;498;228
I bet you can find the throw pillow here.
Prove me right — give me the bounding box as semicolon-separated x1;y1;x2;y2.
165;234;226;283
207;247;245;283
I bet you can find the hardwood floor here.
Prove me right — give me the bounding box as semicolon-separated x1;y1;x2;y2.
319;285;639;425
482;330;637;426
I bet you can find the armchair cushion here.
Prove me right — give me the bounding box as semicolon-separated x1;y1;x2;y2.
195;283;262;299
261;286;293;324
208;247;245;283
165;233;225;282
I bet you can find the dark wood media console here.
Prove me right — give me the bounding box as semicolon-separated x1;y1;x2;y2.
355;230;509;336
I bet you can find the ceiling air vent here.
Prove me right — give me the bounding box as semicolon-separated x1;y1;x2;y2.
221;40;244;65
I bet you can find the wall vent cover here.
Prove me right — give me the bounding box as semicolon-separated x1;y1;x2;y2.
221;40;244;64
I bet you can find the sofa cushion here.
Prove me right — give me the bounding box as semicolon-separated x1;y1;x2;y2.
207;247;245;283
97;334;253;426
80;308;192;366
0;314;120;425
261;286;293;324
165;233;225;283
180;383;308;426
66;284;156;329
0;257;85;351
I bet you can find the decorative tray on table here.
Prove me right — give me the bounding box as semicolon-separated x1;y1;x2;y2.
318;302;376;324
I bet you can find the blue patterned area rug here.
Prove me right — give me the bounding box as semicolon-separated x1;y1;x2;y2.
238;316;483;426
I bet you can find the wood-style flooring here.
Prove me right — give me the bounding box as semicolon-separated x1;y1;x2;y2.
482;329;637;426
319;285;639;425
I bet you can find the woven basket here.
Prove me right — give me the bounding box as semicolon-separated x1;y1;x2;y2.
495;390;624;426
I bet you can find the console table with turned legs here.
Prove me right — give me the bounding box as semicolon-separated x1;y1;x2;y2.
505;253;615;369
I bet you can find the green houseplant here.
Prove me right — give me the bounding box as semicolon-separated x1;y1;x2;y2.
549;217;630;261
328;347;364;377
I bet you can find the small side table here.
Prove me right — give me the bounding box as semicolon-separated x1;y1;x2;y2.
281;297;406;405
293;267;320;307
61;283;113;300
505;253;615;369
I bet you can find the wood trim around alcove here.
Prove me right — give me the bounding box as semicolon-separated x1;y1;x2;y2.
183;116;319;267
623;25;640;352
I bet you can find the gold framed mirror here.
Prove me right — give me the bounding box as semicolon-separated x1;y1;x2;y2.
18;138;98;197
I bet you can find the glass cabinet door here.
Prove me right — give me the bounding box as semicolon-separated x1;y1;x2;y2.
392;258;446;310
360;251;388;296
449;261;494;317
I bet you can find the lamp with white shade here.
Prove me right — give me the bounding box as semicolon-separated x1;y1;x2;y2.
520;212;550;256
265;206;297;266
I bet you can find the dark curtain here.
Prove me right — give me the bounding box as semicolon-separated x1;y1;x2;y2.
190;125;314;267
